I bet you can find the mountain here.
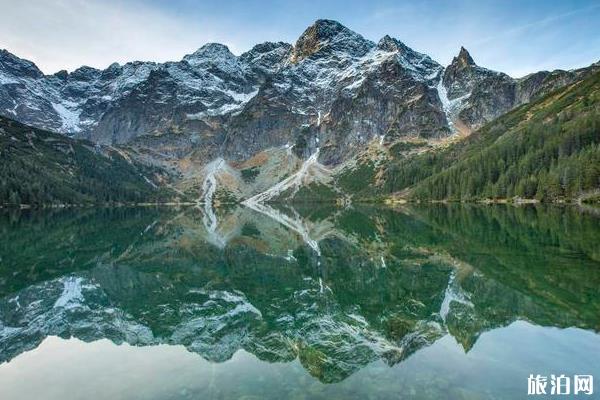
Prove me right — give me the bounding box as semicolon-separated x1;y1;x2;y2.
374;69;600;202
0;19;598;205
0;115;183;205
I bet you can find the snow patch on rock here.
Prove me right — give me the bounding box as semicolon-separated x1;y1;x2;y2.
51;102;82;133
439;272;473;321
436;74;470;130
53;277;84;309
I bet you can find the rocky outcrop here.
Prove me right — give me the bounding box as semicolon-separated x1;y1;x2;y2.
441;46;596;131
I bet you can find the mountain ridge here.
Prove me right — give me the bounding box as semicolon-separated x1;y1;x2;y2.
1;19;591;154
1;19;598;206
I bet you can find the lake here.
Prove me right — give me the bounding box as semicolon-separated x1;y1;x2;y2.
0;204;599;399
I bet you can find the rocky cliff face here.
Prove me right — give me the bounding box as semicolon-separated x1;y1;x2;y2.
2;20;592;157
441;47;596;133
0;19;597;202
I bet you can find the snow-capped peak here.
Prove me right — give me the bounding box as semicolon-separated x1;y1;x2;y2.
0;49;43;79
376;35;409;53
69;65;101;81
291;19;374;62
183;43;237;66
374;35;442;81
0;20;578;152
240;42;292;74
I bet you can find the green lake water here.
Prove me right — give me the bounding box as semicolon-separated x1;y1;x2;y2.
0;204;598;399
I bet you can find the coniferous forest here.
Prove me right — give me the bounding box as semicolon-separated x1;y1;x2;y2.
0;116;179;206
381;70;600;202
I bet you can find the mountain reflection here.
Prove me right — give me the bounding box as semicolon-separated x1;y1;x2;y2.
0;204;599;383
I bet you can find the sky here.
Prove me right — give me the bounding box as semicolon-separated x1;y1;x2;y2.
0;0;598;77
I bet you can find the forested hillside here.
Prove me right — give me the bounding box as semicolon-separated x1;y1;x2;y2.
0;116;180;206
381;70;600;202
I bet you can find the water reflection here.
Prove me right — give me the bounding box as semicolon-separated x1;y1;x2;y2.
0;204;599;397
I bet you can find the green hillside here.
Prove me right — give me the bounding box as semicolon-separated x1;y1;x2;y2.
381;70;600;202
0;116;179;206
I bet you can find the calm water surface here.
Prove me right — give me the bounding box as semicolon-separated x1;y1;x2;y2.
0;204;599;399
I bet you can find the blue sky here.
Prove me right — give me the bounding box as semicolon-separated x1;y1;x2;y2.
0;0;598;77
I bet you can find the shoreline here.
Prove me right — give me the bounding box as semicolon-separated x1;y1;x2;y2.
1;198;598;210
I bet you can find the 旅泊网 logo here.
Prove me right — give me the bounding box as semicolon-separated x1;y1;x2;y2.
528;374;593;396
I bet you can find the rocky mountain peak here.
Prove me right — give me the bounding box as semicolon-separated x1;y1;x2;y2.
52;70;69;81
243;41;292;56
291;19;373;62
107;62;121;70
443;46;478;93
240;42;292;74
183;43;236;66
69;65;101;81
377;35;408;53
302;19;349;40
0;49;44;79
98;62;123;80
452;46;476;69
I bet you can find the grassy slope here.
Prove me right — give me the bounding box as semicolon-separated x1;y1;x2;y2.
0;116;179;206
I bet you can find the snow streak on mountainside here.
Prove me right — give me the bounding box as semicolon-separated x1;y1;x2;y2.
436;74;469;129
201;158;224;231
243;148;329;205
